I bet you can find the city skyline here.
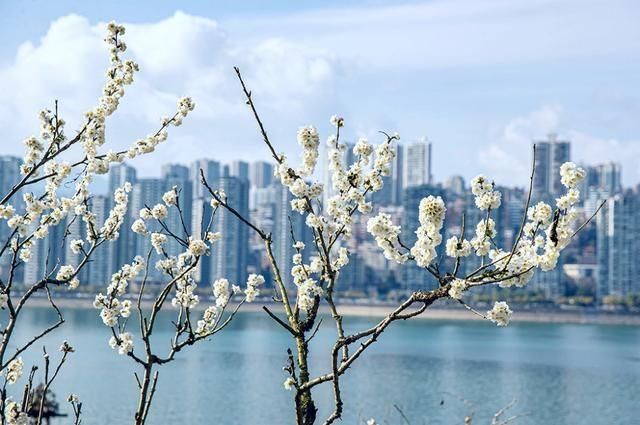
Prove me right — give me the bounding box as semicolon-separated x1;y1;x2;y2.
0;133;635;303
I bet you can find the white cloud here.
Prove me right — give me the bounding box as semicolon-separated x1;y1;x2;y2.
568;131;640;185
0;12;338;176
225;0;640;71
481;104;640;186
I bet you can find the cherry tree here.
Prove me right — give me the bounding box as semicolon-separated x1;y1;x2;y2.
0;22;191;424
201;68;602;425
94;184;264;424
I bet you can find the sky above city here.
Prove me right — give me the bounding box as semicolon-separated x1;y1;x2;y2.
1;0;639;186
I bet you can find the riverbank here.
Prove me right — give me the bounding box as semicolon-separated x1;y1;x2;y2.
24;295;640;325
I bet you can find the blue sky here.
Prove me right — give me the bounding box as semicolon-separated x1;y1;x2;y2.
1;0;639;186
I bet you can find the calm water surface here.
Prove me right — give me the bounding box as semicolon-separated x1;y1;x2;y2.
10;308;640;424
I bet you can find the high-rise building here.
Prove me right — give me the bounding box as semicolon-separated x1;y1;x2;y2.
597;163;622;195
161;163;190;182
22;221;66;288
162;164;192;257
191;159;220;200
210;167;249;284
444;175;465;197
403;138;432;188
250;161;274;189
532;134;570;199
0;156;23;281
190;159;220;284
530;135;570;298
391;143;405;205
0;156;22;204
130;178;169;284
63;209;88;284
247;182;278;282
107;164;137;274
272;183;314;289
109;163;137;192
230;160;250;183
249;162;275;210
596;189;640;300
85;196;111;285
584;163;622;196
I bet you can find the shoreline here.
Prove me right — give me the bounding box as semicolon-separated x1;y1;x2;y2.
24;296;640;326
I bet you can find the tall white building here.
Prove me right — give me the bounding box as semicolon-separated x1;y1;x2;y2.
532;134;571;199
162;164;192;258
403;138;432;188
272;183;314;288
130;178;169;284
190;159;220;284
0;156;23;281
107;164;137;276
580;162;622;201
22;222;66;288
249;161;274;189
85;195;111;285
249;161;274;210
230;160;249;183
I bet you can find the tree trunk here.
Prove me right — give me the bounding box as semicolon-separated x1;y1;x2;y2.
134;365;153;425
295;336;317;425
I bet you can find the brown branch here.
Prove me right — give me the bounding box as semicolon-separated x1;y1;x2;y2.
234;67;281;164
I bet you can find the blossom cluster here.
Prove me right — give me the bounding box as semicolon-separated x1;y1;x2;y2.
97;181;266;353
479;163;585;323
272;117;399;309
296;126;321;177
559;162;587;189
4;400;27;425
486;301;512;326
283;377;296;391
366;213;407;263
94;256;145;329
511;162;585;276
98;183;132;241
410;196;446;267
244;273;265;302
4;178;134;291
80;23;193;174
4;357;23;385
319;134;397;240
447;279;468;299
470;218;495;256
367;192;446;270
194;274;265;336
365;159;585;327
470;175;501;210
445;235;471;258
109;332;134;355
290;241;325;311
